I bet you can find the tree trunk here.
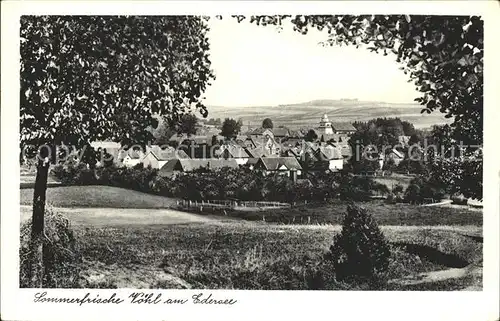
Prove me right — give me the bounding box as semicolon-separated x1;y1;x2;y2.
28;157;50;288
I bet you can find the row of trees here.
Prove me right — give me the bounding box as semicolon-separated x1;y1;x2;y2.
154;115;244;144
52;162;391;203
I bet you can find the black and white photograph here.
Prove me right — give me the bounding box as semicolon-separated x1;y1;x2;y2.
2;1;500;321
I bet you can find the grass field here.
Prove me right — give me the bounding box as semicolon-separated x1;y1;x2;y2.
73;222;482;290
19;184;482;290
20;185;177;208
214;200;483;226
205;100;453;129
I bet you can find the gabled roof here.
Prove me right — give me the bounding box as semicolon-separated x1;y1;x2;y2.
288;130;304;138
390;149;404;159
244;135;263;148
284;148;301;157
282;137;303;147
246;157;260;165
215;144;250;158
146;148;189;161
235;135;247;142
331;122;356;132
255;157;302;171
248;128;274;137
304;141;319;152
245;146;273;158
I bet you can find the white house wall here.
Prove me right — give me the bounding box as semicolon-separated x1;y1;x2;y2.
328;159;344;171
235;158;248;165
123;158;142;167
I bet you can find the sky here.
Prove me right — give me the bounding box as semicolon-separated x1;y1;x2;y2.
203;18;420;107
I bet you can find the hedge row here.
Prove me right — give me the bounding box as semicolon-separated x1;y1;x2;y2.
52;163;392;203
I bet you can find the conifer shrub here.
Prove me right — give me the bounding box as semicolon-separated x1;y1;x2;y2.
326;204;391;285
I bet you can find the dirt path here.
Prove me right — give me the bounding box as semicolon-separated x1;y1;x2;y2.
80;260;192;289
388;264;482;290
20;205;217;226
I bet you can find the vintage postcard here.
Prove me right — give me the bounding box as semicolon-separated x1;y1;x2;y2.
1;1;499;321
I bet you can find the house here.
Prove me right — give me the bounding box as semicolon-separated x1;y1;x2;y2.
158;158;239;177
329;143;352;164
188;135;211;146
245;145;274;158
339;145;353;163
317;114;334;135
385;149;405;166
331;122;356;135
253;157;303;177
398;135;411;147
288;129;305;138
235;135;248;145
168;134;188;146
197;126;220;137
272;127;290;141
121;148;145;167
90;141;122;166
281;137;303;148
215;144;250;165
304;141;319;153
320;133;348;144
241;136;260;149
244;157;260;170
142;147;189;169
246;135;280;155
248;128;274;138
314;145;344;171
283;147;301;158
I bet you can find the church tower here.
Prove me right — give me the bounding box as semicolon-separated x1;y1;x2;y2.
318;114;333;135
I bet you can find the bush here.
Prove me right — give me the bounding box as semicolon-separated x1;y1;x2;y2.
336;174;386;201
451;193;468;205
385;193;396;204
52;163;96;185
404;175;445;204
326;204;391;284
20;208;81;288
392;183;404;194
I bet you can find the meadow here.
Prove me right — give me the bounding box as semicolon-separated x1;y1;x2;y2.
74;222;482;290
20;186;176;208
20;185;483;290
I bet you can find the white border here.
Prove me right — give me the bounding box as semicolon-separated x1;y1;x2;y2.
2;2;499;321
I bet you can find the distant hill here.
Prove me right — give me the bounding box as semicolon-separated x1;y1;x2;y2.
204;100;453;130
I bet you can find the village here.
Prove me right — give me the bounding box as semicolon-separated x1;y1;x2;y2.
91;113;407;180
